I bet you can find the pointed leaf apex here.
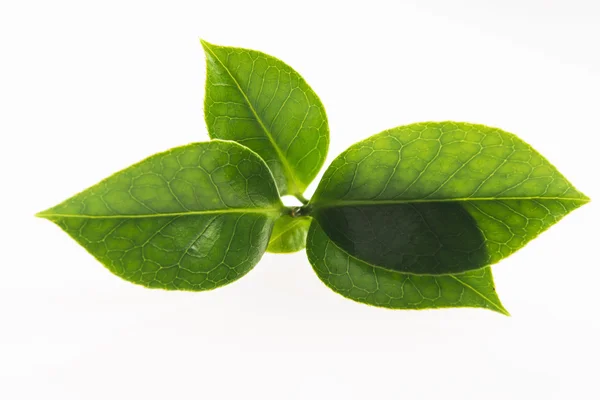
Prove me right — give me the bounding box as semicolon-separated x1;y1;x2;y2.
35;208;53;219
200;39;214;50
498;307;511;317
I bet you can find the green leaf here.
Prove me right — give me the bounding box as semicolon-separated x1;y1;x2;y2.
36;140;283;291
202;40;329;197
310;121;589;275
267;215;311;253
306;221;508;314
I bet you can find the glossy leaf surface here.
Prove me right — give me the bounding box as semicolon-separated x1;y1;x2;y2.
310;122;589;275
307;221;508;314
37;141;283;290
202;40;329;196
267;215;311;253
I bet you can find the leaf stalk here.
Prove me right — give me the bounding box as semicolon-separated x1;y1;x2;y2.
294;193;309;205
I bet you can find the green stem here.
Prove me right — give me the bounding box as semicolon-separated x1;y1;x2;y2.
283;204;312;218
282;206;295;217
294;193;309;205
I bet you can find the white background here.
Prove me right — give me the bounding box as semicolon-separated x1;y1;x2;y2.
1;1;599;399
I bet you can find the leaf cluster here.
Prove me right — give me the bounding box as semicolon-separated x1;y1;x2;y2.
37;41;589;314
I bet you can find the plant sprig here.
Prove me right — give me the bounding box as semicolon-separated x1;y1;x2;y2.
37;40;589;314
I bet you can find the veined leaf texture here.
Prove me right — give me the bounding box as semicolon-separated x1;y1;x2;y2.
309;122;588;275
202;40;329;197
37;42;589;314
37;141;283;290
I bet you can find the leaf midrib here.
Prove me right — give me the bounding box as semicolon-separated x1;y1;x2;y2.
203;42;302;194
311;196;589;209
36;207;282;219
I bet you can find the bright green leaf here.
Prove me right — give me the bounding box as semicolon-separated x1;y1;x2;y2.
36;140;283;291
202;40;329;197
306;221;508;314
310;122;589;275
267;215;311;253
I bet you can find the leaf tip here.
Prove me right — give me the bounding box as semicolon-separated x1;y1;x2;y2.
496;306;511;317
199;38;214;50
34;210;49;219
35;206;57;220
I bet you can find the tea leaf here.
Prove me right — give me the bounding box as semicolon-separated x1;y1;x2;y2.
37;141;283;290
310;122;589;275
202;40;329;197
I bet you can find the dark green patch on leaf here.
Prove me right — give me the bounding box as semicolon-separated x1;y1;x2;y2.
312;202;488;275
